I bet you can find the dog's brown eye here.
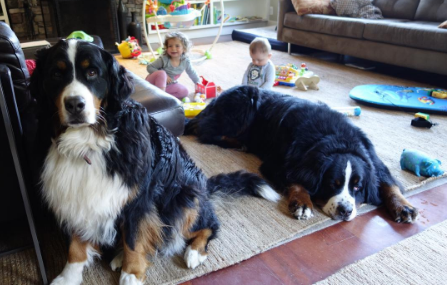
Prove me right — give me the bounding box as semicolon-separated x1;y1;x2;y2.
87;69;97;77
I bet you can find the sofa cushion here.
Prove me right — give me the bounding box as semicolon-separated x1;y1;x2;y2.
291;0;335;15
363;20;447;53
373;0;420;19
284;13;367;38
414;0;447;22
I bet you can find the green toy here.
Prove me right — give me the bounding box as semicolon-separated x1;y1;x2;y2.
66;31;94;42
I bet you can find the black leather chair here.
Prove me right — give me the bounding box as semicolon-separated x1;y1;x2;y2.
0;21;184;284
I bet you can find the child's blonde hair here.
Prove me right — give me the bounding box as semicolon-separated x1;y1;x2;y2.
249;37;272;54
163;32;193;58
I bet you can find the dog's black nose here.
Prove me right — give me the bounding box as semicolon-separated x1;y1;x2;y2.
64;96;86;115
337;205;353;218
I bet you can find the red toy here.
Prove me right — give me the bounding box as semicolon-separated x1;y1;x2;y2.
195;76;217;98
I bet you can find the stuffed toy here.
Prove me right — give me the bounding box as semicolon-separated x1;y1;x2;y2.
400;149;444;177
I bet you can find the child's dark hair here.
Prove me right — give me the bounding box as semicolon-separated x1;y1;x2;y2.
163;32;193;58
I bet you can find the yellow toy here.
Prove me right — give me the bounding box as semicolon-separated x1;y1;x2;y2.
431;90;447;99
116;37;142;59
183;102;206;117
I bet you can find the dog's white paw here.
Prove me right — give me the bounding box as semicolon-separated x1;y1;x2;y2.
293;206;313;220
51;275;78;285
184;245;207;269
110;251;124;271
119;271;143;285
51;262;84;285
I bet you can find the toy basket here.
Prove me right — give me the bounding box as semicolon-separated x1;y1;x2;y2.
183;102;206;117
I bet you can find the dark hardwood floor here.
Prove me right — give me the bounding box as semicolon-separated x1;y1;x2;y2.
181;182;447;285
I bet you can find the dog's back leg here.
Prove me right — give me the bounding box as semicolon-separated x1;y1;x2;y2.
120;213;164;285
183;201;219;269
184;228;214;269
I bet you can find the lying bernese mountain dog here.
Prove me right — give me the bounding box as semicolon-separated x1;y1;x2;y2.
185;86;418;223
30;40;279;285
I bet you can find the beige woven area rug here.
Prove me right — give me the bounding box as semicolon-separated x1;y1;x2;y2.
1;40;446;285
316;219;447;285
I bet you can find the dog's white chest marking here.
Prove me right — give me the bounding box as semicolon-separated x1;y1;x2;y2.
41;127;130;245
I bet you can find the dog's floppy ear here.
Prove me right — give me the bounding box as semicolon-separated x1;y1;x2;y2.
101;49;134;104
30;45;51;107
286;144;332;195
352;144;381;205
362;162;381;205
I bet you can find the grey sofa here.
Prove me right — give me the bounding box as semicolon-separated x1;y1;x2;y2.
278;0;447;75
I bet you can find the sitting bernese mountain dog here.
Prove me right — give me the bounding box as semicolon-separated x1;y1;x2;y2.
30;40;279;285
185;86;418;223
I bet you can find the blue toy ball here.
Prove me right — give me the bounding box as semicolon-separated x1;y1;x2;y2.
400;149;444;177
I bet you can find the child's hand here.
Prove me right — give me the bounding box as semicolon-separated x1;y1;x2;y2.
167;77;173;84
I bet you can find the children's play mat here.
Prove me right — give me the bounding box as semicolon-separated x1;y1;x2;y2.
349;85;447;114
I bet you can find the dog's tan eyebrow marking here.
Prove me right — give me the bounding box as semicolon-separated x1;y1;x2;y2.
81;59;90;69
57;61;66;70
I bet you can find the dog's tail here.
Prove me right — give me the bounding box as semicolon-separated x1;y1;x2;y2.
207;171;280;202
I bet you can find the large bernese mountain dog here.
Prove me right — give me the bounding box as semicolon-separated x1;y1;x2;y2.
185;86;418;223
30;40;279;285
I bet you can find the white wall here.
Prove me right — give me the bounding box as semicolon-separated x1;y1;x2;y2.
269;0;279;22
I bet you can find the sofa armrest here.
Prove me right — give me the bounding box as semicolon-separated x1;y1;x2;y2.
128;70;185;137
278;0;295;42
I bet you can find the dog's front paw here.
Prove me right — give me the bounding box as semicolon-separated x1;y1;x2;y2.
288;200;314;220
391;203;418;223
51;275;81;285
119;271;143;285
184;245;207;269
51;262;84;285
110;251;123;271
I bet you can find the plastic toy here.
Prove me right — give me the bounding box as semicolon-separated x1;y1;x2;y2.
415;112;430;120
299;63;307;76
295;75;320;91
181;97;191;103
196;76;217;98
116;37;142;59
67;31;94;42
183;102;206;117
275;63;318;90
431;90;447;99
332;106;361;116
275;64;300;86
349;85;447;114
400;149;444;177
193;93;206;103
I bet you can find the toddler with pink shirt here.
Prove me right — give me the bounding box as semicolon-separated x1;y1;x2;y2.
146;32;200;99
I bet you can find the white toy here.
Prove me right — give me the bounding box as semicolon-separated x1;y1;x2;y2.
194;93;206;103
295;75;320;91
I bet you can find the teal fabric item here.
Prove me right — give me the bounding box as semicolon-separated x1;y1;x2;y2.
400;149;444;177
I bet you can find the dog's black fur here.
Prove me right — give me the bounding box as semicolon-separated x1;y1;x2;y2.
185;86;418;223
